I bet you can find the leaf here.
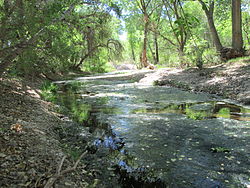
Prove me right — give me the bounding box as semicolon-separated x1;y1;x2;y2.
10;123;23;132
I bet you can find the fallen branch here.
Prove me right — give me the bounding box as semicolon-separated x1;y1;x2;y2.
44;151;87;188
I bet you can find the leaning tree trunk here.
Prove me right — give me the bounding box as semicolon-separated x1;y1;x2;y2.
198;0;223;52
207;15;223;52
232;0;243;51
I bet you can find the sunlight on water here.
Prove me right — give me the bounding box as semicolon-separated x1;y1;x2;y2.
55;73;250;188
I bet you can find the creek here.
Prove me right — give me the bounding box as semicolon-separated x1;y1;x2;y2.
55;71;250;188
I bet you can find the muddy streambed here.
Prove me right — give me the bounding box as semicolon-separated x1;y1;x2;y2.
55;71;250;188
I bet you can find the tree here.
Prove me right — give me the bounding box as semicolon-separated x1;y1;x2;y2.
164;0;189;65
198;0;223;52
0;0;123;76
198;0;246;60
137;0;152;68
232;0;243;51
152;0;198;67
125;15;141;62
242;0;250;47
149;8;162;64
0;0;80;76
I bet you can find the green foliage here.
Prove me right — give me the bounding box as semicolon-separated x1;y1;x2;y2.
40;81;59;102
1;0;248;75
83;55;107;73
227;56;250;64
217;108;230;119
71;103;91;123
173;13;199;38
65;147;82;160
185;108;207;120
104;62;117;72
211;147;230;153
242;10;250;48
59;94;91;123
202;48;221;65
0;127;7;133
216;18;232;46
46;81;93;123
65;81;83;92
0;0;123;76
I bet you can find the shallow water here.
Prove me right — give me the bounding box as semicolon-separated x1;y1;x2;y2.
56;71;250;188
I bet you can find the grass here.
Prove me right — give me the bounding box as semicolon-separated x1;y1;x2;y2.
227;56;250;64
155;64;171;69
40;81;59;102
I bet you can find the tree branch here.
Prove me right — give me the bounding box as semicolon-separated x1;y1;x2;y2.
44;151;87;188
149;27;177;46
0;2;78;76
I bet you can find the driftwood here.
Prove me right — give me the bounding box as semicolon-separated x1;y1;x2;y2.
44;151;87;188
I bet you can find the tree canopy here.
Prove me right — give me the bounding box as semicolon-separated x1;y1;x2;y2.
0;0;249;76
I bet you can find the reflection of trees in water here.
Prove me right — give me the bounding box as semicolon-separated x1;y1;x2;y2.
57;91;91;123
213;103;250;121
133;102;250;121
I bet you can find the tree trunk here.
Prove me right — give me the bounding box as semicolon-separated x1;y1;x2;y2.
86;26;94;57
154;31;159;64
130;43;136;61
141;14;150;67
220;0;244;61
198;0;223;52
148;41;156;64
178;45;186;68
207;16;223;52
74;44;103;69
232;0;243;51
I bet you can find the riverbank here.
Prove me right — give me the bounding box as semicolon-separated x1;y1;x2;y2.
140;58;250;105
0;58;249;187
0;77;119;188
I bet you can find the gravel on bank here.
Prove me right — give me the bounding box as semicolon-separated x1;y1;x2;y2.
140;60;250;105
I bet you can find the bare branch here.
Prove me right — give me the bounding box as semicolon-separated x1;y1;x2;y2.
56;156;66;175
44;151;87;188
145;0;152;8
156;31;177;46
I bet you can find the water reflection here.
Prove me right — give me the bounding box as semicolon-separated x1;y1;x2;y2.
132;102;250;121
54;76;250;188
56;92;91;123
